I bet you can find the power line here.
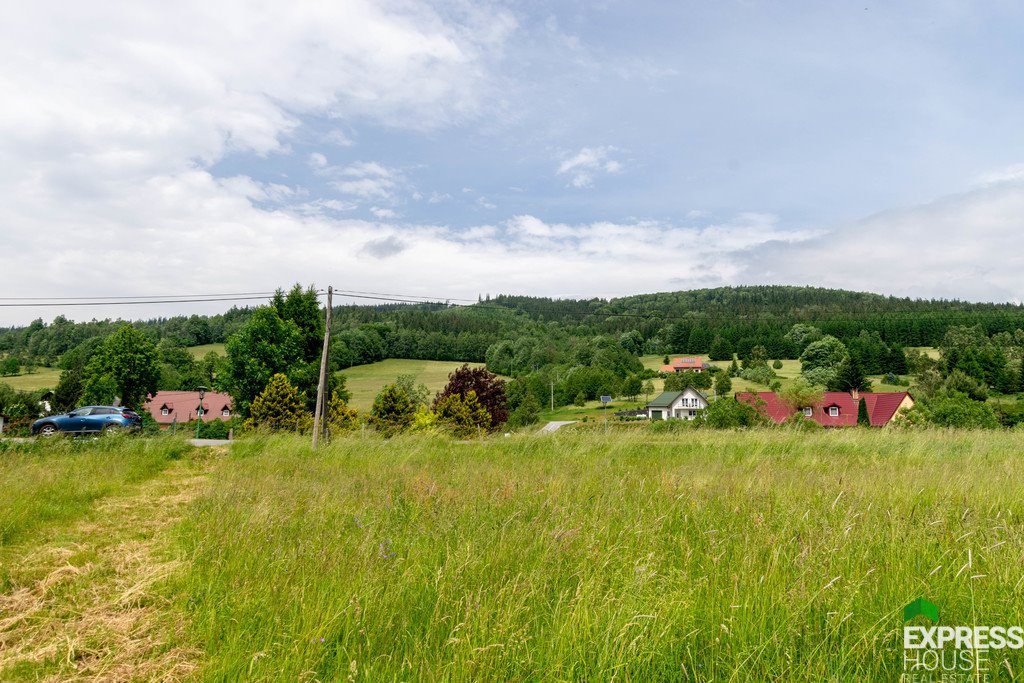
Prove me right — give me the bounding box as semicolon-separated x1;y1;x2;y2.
0;290;282;301
0;294;290;307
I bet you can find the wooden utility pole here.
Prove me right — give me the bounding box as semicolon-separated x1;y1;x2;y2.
312;286;333;448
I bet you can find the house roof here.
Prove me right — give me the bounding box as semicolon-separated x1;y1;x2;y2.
648;391;683;408
659;364;676;373
671;357;705;369
735;391;911;427
144;390;235;425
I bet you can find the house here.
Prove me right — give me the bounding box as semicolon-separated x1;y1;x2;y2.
646;387;709;420
735;390;913;427
144;390;235;428
0;413;7;434
659;357;713;374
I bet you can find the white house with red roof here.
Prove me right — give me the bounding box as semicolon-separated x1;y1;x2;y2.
144;390;235;428
659;357;713;374
735;390;913;427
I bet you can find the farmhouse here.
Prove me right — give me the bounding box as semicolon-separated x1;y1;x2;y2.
646;387;708;420
659;357;712;373
736;390;913;427
144;390;235;428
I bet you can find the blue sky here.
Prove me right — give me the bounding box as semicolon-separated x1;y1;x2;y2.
2;1;1024;324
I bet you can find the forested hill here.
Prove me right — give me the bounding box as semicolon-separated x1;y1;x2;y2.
3;286;1024;370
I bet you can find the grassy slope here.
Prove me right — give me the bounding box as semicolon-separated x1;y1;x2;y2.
187;343;226;359
0;367;62;392
337;359;486;411
168;431;1024;681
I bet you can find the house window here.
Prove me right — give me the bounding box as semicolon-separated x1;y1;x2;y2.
222;409;230;417
161;408;169;416
803;407;812;417
828;406;839;417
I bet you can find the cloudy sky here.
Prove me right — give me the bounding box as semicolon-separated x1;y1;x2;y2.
2;0;1024;324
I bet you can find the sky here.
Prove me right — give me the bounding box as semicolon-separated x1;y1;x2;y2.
2;0;1024;325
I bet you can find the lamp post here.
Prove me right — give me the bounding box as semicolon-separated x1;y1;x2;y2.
196;385;207;439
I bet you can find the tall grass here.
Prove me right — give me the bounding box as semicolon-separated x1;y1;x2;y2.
0;435;191;547
171;430;1024;681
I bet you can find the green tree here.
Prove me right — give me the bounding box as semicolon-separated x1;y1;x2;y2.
82;325;160;409
619;374;642;400
225;307;304;415
829;356;872;393
642;379;655;403
370;384;416;434
507;392;541;429
714;373;732;396
857;397;870;426
245;373;311;432
780;377;824;411
0;356;19;376
800;335;848;375
434;390;491;438
708;336;734;362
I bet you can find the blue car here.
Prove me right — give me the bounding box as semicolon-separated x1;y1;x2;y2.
31;406;143;437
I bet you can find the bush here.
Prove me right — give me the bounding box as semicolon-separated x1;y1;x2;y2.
905;392;999;429
507;393;541;429
701;398;768;429
370;384;416;435
245;373;312;433
740;365;776;386
772;359;783;370
434;390;491;438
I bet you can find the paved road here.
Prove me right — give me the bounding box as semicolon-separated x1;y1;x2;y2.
2;437;234;447
539;421;576;433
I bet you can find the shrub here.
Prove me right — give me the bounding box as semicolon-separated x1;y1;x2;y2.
701;398;768;429
434;391;490;438
772;359;783;370
740;365;776;386
370;384;416;435
327;392;359;433
434;365;508;430
245;374;312;432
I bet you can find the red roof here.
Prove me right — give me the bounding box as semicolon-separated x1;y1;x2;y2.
659;364;676;373
671;357;704;369
144;390;235;425
735;391;911;428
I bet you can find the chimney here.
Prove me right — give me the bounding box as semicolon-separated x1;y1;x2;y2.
851;389;859;401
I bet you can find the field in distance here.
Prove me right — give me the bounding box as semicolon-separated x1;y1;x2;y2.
337;358;486;411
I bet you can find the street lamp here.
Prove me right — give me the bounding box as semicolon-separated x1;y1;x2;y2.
196;385;208;439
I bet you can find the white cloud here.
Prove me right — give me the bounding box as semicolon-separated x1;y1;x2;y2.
329;162;403;200
556;146;623;188
735;179;1024;303
370;206;398;219
0;0;518;322
974;163;1024;187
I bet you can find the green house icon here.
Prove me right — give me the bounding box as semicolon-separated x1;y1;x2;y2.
904;598;939;623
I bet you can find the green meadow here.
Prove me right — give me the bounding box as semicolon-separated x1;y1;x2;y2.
337;358;488;411
2;429;1024;680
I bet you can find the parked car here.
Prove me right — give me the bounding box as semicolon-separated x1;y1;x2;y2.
31;406;143;437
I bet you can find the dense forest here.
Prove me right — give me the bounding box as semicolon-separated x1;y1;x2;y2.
5;285;1024;430
4;286;1024;370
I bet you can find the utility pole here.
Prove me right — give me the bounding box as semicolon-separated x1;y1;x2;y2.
312;286;333;448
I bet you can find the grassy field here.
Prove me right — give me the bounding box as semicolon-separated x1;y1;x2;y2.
0;367;62;392
337;358;486;411
187;343;226;359
4;430;1024;680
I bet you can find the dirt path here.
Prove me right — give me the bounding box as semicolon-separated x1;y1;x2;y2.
0;455;210;681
